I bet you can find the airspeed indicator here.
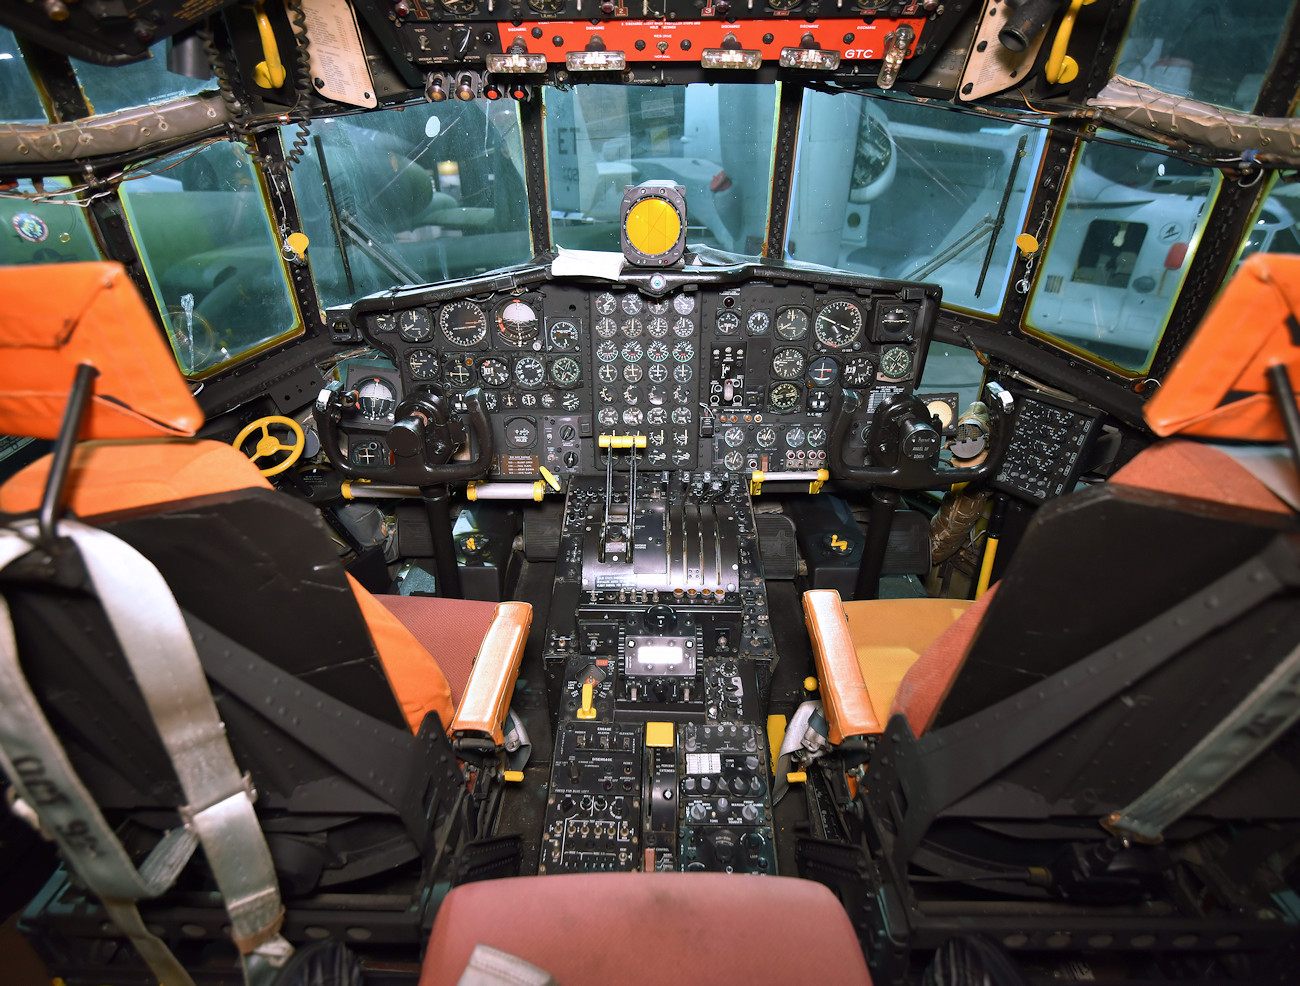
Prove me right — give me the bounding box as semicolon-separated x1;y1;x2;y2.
814;300;863;349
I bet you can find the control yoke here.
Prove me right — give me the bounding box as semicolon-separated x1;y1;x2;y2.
829;382;1015;490
314;383;494;485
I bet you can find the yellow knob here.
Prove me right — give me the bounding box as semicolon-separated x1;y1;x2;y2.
803;676;818;693
577;680;597;719
1015;233;1040;257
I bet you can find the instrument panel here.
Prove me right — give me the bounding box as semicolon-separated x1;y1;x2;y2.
348;265;938;480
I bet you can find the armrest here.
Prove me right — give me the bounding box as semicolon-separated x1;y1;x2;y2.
802;589;883;743
450;601;532;746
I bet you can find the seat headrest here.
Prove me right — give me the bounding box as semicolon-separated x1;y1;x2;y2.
0;261;202;441
1145;253;1300;441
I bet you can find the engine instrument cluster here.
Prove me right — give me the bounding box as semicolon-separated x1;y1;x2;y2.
348;264;938;481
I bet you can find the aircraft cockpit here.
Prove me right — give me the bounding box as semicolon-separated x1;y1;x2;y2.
0;2;1299;985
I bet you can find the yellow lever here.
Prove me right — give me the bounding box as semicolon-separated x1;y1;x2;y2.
1044;0;1096;86
252;0;287;90
576;680;597;719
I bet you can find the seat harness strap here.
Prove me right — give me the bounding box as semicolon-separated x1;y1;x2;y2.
0;519;293;986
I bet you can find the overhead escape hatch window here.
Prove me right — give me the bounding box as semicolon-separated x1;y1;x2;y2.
71;38;215;116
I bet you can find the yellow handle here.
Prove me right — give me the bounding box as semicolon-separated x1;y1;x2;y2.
576;680;597;719
975;535;999;599
1044;0;1095;86
252;0;287;89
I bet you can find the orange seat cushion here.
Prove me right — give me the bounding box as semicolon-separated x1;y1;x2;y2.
420;873;872;986
0;439;454;733
1109;439;1292;514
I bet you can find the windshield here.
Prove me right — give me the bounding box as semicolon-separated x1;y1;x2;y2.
286;100;532;309
545;85;777;257
785;91;1045;316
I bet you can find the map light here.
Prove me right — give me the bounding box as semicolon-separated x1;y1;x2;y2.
621;181;687;267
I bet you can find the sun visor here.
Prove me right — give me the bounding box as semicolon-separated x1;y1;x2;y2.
0;262;202;440
1145;253;1300;441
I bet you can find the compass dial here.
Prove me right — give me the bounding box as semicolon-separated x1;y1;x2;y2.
551;356;581;387
769;382;800;413
879;346;914;380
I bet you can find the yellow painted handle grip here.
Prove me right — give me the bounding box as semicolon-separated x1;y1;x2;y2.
1044;0;1094;86
252;1;287;89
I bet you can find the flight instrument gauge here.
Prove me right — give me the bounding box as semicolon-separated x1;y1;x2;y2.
528;0;565;12
724;450;745;472
647;407;667;425
776;307;809;341
874;303;917;341
355;377;396;420
598;407;618;427
596;317;619;339
621;294;644;315
771;348;806;380
756;426;777;448
769;382;800;413
648;363;669;383
440;301;487;347
623;364;643;383
479;358;510;388
879;346;914;380
550;320;578;350
648;317;670;338
672;364;692;383
672;340;695;363
648;298;670;315
621;340;644;363
673;317;694;338
623;408;644;426
747;311;770;335
622;318;644;338
398;309;433;343
408;349;438;380
515;356;546;388
350;439;385;465
496;299;539;346
673;294;695;315
786;426;806;448
843;356;876;386
596;341;618;363
551;356;581;388
671;405;692;425
595;292;618;315
807;425;828;448
373;312;396;333
807;356;839;387
723;426;745;448
814;300;863;349
716;311;741;335
444;357;473;387
647;341;669;363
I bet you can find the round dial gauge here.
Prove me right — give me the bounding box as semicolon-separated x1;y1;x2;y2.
747;311;770;335
648;298;670;315
551;356;581;387
440;0;475;11
647;341;669;363
926;398;956;431
807;356;840;388
598;407;619;427
496;299;539;346
671;385;691;405
444;357;473;387
672;364;693;383
648;316;670;339
398;309;433;343
596;340;619;363
595;292;618;315
647;386;666;406
723;426;745;448
771;348;806;380
647;407;668;425
673;294;696;315
478;357;510;388
440;301;487;347
648;363;669;383
599;387;615;404
355;376;396;420
350;439;385;465
623;364;643;383
550;320;578;350
515;355;545;388
716;311;741;335
598;363;618;383
814;300;863;349
623;385;641;405
528;0;565;11
767;0;803;10
623;408;644;426
373;312;397;333
756;426;777;448
724;450;745;472
621;294;644;316
879;346;914;380
807;425;828;448
875;304;916;340
621;340;644;363
596;317;619;339
786;426;806;448
408;349;438;380
673;316;694;338
672;340;695;363
671;405;692;425
769;382;800;413
843;356;876;386
776;307;809;341
622;317;644;338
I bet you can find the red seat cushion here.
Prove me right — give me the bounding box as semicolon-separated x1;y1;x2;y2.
420;873;872;986
375;594;499;706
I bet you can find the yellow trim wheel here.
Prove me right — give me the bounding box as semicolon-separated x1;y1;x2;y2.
233;415;306;477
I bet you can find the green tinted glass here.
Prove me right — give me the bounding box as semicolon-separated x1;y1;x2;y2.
545;85;777;257
72;39;214;115
119;142;301;376
1114;0;1294;112
0;27;46;123
1023;134;1221;373
285;100;531;307
0;180;100;266
786;91;1045;316
1234;176;1300;267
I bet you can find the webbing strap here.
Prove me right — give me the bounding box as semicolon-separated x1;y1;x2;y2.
0;520;293;983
